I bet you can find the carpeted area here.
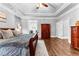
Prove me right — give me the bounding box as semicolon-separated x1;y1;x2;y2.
35;40;49;56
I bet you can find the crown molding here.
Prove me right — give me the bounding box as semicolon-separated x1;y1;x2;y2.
21;16;57;19
25;13;55;17
0;3;74;20
21;3;75;20
53;3;70;16
24;3;70;17
57;4;79;19
0;4;22;18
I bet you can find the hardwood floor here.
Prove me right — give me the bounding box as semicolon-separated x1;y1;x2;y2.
44;38;79;56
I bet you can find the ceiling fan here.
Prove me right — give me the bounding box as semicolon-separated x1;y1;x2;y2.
42;3;48;7
36;3;48;9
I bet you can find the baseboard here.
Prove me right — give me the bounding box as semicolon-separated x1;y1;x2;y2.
39;35;71;44
51;35;57;38
68;40;71;44
57;36;68;39
38;35;57;39
51;36;69;39
57;36;71;44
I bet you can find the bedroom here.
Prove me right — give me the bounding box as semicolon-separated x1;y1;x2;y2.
0;3;79;56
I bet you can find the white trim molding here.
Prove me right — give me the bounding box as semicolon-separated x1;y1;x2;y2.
51;35;57;38
24;3;70;17
58;4;79;19
54;3;70;16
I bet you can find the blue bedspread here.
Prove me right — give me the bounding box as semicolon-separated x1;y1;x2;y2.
0;42;28;56
0;33;35;56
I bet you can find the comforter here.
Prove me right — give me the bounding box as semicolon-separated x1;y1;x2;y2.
0;33;35;56
0;42;29;56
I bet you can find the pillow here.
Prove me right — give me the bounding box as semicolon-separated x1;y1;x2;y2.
12;30;21;36
0;30;3;39
1;29;14;39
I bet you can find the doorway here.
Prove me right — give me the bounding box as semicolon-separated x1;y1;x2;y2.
41;24;50;39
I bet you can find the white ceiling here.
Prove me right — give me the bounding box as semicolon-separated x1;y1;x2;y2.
10;3;64;13
0;3;78;19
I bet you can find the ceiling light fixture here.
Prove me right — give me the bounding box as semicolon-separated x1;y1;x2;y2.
36;3;48;9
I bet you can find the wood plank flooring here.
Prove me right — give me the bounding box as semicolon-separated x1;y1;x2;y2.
44;38;79;56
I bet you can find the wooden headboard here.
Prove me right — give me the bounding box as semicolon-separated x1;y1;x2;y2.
0;28;15;30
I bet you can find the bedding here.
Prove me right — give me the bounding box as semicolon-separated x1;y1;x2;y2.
0;33;34;45
0;33;35;56
1;29;14;39
12;30;21;36
0;42;29;56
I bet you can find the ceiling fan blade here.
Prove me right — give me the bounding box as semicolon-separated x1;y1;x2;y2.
42;3;48;7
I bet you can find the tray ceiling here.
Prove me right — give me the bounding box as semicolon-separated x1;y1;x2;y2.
0;3;78;18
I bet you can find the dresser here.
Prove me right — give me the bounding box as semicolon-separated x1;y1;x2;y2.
71;26;79;49
41;24;50;39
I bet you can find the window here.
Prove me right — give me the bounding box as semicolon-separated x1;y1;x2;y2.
28;20;38;33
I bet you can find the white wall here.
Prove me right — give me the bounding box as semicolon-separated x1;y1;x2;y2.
21;20;29;34
0;8;16;28
56;20;64;38
28;20;38;33
56;4;79;43
38;19;56;38
21;19;38;34
21;18;56;38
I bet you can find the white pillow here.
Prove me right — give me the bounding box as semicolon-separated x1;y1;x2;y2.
12;30;21;36
1;29;14;39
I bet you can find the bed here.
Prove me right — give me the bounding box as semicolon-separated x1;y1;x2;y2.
0;28;38;56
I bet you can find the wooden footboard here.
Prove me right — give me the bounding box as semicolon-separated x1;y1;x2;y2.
29;34;38;56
